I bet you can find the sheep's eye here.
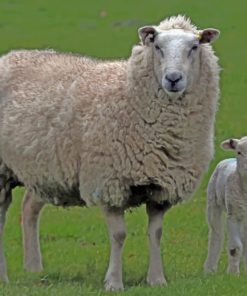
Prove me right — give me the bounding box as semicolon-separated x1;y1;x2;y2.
191;45;198;51
237;151;242;155
154;44;161;51
188;45;199;57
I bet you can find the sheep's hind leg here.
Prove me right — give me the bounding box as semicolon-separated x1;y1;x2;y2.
22;190;45;272
146;201;171;286
204;202;224;273
0;183;12;282
227;216;242;274
103;207;126;291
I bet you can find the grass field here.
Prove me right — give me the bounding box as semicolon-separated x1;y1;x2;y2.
0;0;247;295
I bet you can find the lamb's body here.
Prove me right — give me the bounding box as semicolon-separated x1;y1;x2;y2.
207;159;247;219
0;46;217;207
0;16;220;290
204;138;247;274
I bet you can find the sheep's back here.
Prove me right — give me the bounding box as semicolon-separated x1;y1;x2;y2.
0;50;127;203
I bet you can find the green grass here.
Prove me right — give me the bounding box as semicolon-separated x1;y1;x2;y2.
1;0;247;295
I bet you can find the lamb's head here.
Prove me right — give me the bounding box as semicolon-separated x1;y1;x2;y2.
138;21;220;99
221;137;247;172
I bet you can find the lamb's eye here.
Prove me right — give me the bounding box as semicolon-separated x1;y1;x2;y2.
191;45;198;52
238;151;242;155
155;44;161;51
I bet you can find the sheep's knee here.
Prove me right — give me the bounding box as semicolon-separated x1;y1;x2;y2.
113;231;126;246
227;218;243;274
227;245;242;274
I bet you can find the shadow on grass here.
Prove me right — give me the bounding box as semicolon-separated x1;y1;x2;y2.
34;271;149;290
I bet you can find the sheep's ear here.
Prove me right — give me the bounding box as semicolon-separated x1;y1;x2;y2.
138;26;157;45
221;139;239;151
198;29;220;44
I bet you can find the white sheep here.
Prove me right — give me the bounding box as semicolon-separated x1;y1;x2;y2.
0;15;220;290
204;137;247;274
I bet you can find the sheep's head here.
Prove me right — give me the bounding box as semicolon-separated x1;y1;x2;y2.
221;137;247;172
138;25;220;99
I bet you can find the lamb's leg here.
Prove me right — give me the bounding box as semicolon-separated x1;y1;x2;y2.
103;208;126;291
22;190;45;272
0;185;12;282
146;201;170;286
241;220;247;270
227;216;242;274
204;202;224;273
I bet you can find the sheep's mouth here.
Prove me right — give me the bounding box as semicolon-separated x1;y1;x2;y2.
164;88;185;99
164;84;186;93
169;88;181;93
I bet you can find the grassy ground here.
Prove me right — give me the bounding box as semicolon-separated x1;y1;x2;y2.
0;0;247;295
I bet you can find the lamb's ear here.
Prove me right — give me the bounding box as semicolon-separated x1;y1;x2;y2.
198;29;220;44
221;139;239;151
138;26;157;45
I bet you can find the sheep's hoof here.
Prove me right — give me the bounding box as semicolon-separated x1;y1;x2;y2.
104;278;124;291
24;265;43;273
24;259;43;273
204;262;217;274
147;275;167;286
0;273;9;283
204;268;216;275
227;266;240;275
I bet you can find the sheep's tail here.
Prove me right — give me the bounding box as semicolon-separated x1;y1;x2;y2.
0;162;23;203
204;170;224;273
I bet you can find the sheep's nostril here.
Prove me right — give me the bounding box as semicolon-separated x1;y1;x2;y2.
165;72;183;84
163;71;186;93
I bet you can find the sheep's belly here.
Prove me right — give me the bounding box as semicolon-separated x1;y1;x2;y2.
33;183;86;207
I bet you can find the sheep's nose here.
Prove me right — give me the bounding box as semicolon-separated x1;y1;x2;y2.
162;71;186;94
165;72;183;85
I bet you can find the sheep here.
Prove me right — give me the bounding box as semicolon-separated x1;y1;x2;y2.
0;15;220;290
204;137;247;274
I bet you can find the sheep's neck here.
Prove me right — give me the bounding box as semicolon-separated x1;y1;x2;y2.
238;170;247;194
126;46;170;123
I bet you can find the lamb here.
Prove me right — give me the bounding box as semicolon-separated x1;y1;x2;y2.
204;137;247;274
0;15;220;290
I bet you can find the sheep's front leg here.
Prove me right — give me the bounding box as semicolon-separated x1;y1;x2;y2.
146;201;171;286
227;216;242;274
0;185;12;282
22;190;45;272
104;208;126;291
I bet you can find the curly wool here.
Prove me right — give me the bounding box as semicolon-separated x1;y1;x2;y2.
158;15;198;32
0;16;220;208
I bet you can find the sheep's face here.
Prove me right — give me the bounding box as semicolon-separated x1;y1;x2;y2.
221;137;247;172
139;26;220;99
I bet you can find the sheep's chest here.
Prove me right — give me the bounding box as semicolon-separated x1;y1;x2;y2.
126;101;213;204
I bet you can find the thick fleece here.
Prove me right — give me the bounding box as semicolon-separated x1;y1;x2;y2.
0;17;219;209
